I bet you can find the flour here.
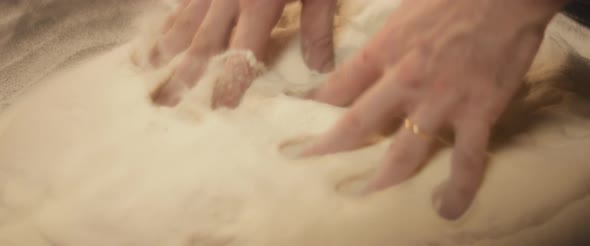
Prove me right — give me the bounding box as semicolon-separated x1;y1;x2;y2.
0;0;589;245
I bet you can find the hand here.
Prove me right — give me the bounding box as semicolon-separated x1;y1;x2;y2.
148;0;337;107
303;0;567;220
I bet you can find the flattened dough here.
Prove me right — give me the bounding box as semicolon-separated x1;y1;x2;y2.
0;0;589;245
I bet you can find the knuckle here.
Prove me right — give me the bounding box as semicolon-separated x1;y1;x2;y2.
455;102;494;127
304;33;334;51
394;55;429;89
341;111;366;133
455;151;483;171
175;16;197;31
397;76;423;90
388;137;421;167
355;48;381;71
188;36;224;57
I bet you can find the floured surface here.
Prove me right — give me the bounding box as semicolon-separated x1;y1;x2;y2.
1;0;590;245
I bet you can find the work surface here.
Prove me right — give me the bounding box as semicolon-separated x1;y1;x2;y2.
1;0;590;245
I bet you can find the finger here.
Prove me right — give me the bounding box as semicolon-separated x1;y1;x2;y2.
301;69;407;157
186;0;239;57
152;58;207;106
433;119;490;220
154;0;212;64
230;0;288;59
211;53;264;109
302;50;427;156
211;0;287;109
310;47;383;106
300;0;337;73
159;0;192;34
363;105;448;194
310;13;417;107
153;0;240;106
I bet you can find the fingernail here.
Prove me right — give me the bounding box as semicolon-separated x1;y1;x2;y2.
359;183;377;196
283;87;317;99
303;44;335;74
298;142;323;158
360;174;393;196
433;185;470;221
335;172;375;197
211;54;262;109
279;136;317;159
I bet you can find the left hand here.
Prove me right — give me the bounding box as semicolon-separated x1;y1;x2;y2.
302;0;567;220
146;0;337;107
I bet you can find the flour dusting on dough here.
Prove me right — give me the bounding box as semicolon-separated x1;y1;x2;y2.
0;0;589;245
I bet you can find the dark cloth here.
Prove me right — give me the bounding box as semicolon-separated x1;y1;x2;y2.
564;0;590;28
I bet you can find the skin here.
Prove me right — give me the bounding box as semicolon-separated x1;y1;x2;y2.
150;0;570;220
149;0;337;106
304;0;570;220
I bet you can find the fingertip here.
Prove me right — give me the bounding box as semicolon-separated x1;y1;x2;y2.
360;177;389;196
298;132;371;158
301;35;335;73
361;163;406;195
434;119;490;220
153;82;183;107
211;53;263;109
300;0;337;73
297;134;338;158
307;49;383;106
299;125;384;158
432;181;475;221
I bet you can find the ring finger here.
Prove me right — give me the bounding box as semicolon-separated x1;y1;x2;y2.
363;103;450;194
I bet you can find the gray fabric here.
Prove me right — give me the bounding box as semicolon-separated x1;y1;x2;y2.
0;0;156;111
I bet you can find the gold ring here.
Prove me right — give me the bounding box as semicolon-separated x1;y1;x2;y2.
403;118;493;157
404;118;429;138
403;118;453;146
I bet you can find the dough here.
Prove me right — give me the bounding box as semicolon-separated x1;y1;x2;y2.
0;0;589;245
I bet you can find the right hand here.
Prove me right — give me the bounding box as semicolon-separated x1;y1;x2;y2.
303;0;566;220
